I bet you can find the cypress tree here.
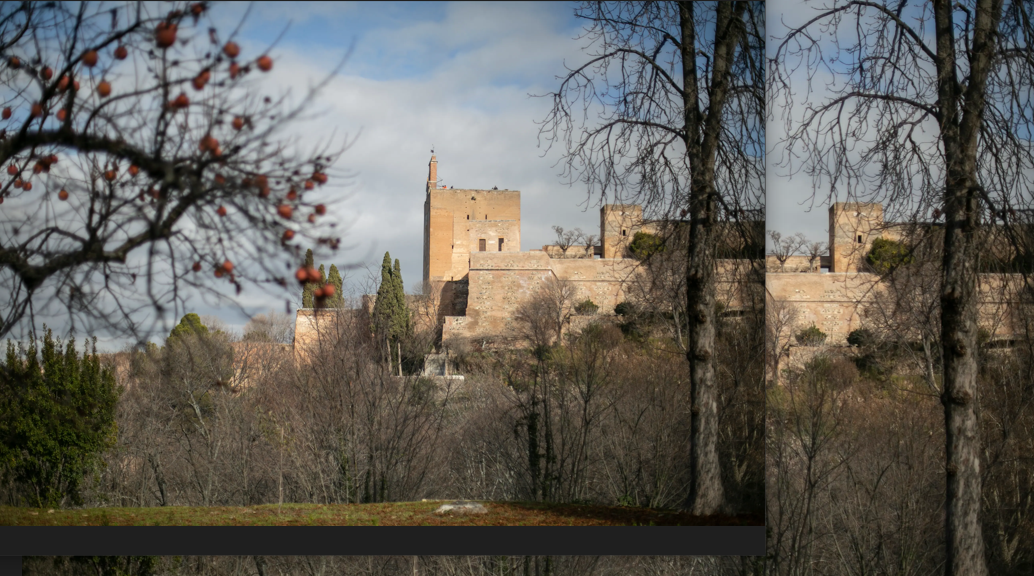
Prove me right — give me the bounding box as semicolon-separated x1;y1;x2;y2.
302;249;316;308
373;252;395;338
372;252;411;371
392;258;410;338
327;264;344;308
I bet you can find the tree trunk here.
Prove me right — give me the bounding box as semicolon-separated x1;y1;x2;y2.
528;392;541;501
147;454;168;507
933;0;1001;573
681;0;744;515
940;179;987;576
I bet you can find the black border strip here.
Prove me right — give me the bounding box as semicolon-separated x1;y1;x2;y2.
0;527;764;556
0;556;19;576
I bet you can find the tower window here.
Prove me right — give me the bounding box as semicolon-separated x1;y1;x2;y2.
498;238;504;251
466;215;469;220
857;235;862;244
621;229;627;236
479;239;486;252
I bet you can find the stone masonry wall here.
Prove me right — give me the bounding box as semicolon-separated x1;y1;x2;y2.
425;188;521;282
441;252;641;347
768;272;1031;352
440;253;756;348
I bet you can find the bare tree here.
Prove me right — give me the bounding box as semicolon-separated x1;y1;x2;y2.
243;310;295;344
805;241;826;272
551;225;585;258
540;1;764;514
772;1;1034;571
765;295;800;385
514;275;578;350
768;231;807;272
582;233;599;258
0;2;349;344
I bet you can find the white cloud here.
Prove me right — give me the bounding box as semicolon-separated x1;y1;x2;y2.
6;1;611;350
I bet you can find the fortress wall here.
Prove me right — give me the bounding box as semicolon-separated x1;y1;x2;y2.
550;257;640;284
443;257;758;347
767;273;878;345
467;220;521;253
716;260;760;310
427;207;454;280
766;255;820;273
977;274;1033;338
469;251;552;270
442;253;640;346
542;244;597;259
768;272;1032;350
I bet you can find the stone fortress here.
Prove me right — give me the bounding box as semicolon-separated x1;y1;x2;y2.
767;202;1029;351
293;154;764;356
294;154;1029;374
421;154;656;348
292;155;661;355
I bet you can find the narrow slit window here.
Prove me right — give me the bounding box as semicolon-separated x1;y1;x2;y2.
621;229;627;237
479;239;486;252
466;215;470;220
857;235;862;244
498;238;504;251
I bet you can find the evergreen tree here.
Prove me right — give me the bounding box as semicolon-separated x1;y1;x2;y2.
327;264;344;308
302;249;316;309
167;313;208;344
373;252;395;337
392;259;410;338
372;252;411;371
0;329;119;507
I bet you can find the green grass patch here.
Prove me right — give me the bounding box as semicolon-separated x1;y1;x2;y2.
0;501;763;527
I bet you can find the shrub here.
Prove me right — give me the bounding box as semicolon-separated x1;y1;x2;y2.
795;324;827;346
575;299;599;315
628;231;665;260
614;301;634;316
865;237;913;275
847;328;875;348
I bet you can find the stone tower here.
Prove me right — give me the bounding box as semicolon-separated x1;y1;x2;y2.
828;202;884;272
600;204;644;259
422;154;522;284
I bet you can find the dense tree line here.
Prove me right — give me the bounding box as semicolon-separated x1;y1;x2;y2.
43;295;762;513
0;259;763;517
